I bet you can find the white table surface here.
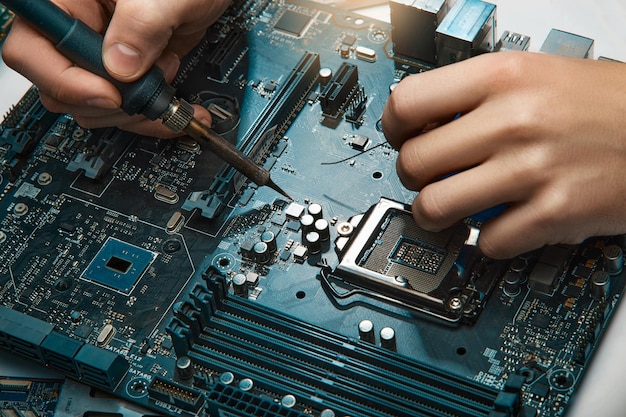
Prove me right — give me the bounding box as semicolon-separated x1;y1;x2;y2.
2;1;626;416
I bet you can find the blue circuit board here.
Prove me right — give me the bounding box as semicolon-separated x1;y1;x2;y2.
0;1;624;417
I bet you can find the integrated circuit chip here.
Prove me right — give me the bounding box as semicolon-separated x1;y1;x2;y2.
82;237;157;293
274;10;312;37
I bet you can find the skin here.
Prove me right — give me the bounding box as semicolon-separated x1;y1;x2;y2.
2;0;231;138
382;51;626;259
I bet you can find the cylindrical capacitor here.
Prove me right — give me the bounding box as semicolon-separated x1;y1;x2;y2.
300;214;315;234
260;230;277;253
603;245;623;275
175;356;194;381
308;203;323;220
314;218;331;242
358;319;375;344
503;271;522;297
320;410;336;417
380;327;396;351
590;271;610;302
305;231;321;255
319;67;333;87
232;273;248;297
253;241;271;264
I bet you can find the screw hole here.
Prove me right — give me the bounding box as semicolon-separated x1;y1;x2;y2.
456;347;467;356
296;291;306;299
372;171;383;180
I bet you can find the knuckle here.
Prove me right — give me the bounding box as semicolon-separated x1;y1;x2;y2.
396;143;430;190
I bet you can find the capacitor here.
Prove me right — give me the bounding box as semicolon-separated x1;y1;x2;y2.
590;271;610;302
253;241;271;264
308;203;323;220
239;378;254;391
320;410;336;417
358;319;375;344
260;230;277;253
314;218;331;242
319;67;333;87
219;372;235;385
232;273;248;297
503;271;522;297
281;394;297;408
305;231;321;255
300;214;315;234
175;356;194;381
380;327;396;351
603;244;623;275
509;258;526;274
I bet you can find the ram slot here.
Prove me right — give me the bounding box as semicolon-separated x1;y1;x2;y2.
170;272;500;417
183;52;320;219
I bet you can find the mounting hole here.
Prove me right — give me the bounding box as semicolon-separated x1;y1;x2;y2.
549;369;575;391
126;378;149;398
456;347;467;356
372;171;383;180
162;239;182;254
354;18;365;25
296;291;306;299
212;253;236;271
54;278;72;292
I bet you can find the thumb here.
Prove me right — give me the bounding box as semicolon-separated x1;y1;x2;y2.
102;2;174;81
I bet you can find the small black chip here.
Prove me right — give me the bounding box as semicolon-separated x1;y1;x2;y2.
343;34;357;46
274;10;311;37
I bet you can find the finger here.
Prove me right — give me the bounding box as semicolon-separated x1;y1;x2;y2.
477;203;552;259
2;17;121;110
411;157;531;232
38;92;124;118
102;0;229;81
395;104;511;190
382;52;525;150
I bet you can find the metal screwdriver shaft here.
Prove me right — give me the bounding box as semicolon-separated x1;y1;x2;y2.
2;0;292;199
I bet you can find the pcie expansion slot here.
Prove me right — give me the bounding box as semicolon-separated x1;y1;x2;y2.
182;52;320;219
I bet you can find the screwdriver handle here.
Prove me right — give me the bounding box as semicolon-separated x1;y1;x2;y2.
3;0;174;120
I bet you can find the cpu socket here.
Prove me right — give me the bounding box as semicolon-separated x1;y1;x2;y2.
332;198;502;323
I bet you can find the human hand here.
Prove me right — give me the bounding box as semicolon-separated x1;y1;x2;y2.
382;52;626;259
2;0;231;138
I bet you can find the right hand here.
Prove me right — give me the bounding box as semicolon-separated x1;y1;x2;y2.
2;0;231;138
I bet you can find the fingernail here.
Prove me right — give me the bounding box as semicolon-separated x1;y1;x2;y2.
86;97;119;109
105;42;142;77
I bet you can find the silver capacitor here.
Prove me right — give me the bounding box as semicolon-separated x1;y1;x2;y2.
305;231;321;255
308;203;323;220
260;230;277;253
232;273;248;298
300;214;315;235
380;327;396;351
253;241;271;264
175;356;194;382
603;245;623;275
358;319;375;344
314;218;331;242
590;271;610;302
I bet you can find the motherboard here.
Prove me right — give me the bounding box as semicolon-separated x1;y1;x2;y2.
1;1;624;416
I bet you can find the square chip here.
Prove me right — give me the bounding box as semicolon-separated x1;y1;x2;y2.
274;10;312;37
82;237;157;293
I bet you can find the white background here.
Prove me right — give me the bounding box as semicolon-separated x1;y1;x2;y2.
1;1;626;415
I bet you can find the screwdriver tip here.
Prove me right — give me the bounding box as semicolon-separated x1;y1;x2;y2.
267;178;293;200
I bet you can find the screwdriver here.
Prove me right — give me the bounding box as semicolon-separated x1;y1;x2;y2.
2;0;292;200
